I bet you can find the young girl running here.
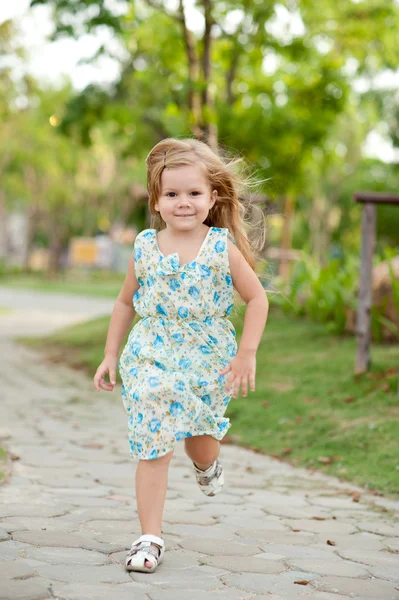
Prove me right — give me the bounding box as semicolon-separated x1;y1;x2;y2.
93;137;269;573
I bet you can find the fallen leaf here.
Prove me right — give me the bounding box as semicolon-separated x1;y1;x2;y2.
292;529;301;532
262;401;270;408
344;396;355;403
312;516;326;521
294;580;310;585
317;456;332;464
326;539;336;546
281;447;293;456
9;453;20;461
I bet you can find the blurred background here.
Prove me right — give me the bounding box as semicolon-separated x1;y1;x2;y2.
0;0;398;495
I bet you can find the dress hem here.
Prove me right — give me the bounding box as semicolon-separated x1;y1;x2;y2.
127;422;232;461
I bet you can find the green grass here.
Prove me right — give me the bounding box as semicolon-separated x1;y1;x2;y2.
1;270;125;298
0;447;8;482
19;304;399;497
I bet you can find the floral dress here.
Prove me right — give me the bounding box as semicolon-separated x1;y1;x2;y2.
118;226;238;460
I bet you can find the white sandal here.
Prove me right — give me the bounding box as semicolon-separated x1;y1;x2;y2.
193;457;224;496
125;533;165;572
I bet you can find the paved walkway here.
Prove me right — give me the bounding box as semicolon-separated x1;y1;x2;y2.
0;287;398;600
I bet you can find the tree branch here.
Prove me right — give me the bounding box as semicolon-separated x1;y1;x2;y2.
178;0;202;135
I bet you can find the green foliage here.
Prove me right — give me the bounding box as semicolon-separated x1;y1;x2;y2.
376;246;399;341
337;158;399;251
2;1;398;275
273;253;359;334
273;248;399;342
26;0;399;200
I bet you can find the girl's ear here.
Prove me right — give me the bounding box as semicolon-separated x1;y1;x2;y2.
211;189;217;205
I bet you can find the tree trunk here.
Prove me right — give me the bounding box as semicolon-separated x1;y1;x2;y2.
46;214;65;278
47;237;63;278
279;193;295;283
179;0;203;138
23;205;41;271
309;192;327;265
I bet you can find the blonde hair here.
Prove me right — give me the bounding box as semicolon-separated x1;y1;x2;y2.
145;137;267;271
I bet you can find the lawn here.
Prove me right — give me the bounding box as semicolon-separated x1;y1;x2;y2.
19;303;399;497
1;270;125;299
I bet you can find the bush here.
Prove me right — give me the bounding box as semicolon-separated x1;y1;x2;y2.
270;250;399;340
272;253;359;335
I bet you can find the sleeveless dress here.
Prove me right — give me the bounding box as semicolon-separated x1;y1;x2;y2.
118;226;238;460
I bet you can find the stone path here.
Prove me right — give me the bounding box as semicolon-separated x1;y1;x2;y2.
0;287;399;600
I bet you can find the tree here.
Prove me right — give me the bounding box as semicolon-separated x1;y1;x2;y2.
28;0;399;260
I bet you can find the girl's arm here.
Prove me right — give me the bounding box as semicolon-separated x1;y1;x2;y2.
104;254;139;358
94;254;139;392
219;240;269;398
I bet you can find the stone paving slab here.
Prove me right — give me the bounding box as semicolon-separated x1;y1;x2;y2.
312;575;399;598
0;291;399;599
0;577;54;600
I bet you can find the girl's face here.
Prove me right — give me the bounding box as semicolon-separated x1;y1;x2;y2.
155;164;217;231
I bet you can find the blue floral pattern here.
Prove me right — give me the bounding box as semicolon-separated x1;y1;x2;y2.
118;226;237;460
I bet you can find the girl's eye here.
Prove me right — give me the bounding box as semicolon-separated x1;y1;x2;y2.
165;191;202;197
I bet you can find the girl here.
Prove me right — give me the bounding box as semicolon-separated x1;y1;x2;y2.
93;137;269;573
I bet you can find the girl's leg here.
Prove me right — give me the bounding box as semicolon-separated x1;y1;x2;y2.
135;449;174;567
184;435;220;470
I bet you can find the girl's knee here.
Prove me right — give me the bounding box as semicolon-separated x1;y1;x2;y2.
184;437;220;464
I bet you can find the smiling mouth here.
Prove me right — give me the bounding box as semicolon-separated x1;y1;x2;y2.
176;214;195;217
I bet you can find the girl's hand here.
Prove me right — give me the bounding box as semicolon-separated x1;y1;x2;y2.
94;355;118;392
219;350;256;398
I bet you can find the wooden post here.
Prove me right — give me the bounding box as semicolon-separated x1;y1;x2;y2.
354;192;399;393
355;203;376;373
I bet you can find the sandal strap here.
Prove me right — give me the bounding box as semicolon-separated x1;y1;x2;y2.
127;542;159;561
132;533;164;548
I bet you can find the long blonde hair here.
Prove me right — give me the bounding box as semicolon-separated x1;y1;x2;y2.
145;137;266;271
